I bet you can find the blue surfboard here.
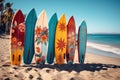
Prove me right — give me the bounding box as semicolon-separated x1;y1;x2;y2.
78;20;87;64
23;8;37;64
47;13;58;64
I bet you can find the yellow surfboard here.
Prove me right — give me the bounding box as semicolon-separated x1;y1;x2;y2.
55;14;67;64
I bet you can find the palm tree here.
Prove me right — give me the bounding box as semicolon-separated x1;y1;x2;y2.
0;0;14;34
0;0;4;14
0;0;5;33
4;2;14;34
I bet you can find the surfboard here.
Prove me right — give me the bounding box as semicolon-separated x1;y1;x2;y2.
10;10;25;65
55;14;67;64
23;8;37;64
78;20;87;64
66;16;76;64
34;10;48;64
47;13;58;64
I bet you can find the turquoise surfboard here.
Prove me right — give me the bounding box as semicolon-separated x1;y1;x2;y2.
78;20;87;64
47;13;58;64
23;8;37;64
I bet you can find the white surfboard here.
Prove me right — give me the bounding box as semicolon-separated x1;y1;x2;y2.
34;10;48;64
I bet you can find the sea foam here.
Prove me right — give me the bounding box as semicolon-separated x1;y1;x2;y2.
87;42;120;56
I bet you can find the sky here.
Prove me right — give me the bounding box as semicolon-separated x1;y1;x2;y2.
5;0;120;34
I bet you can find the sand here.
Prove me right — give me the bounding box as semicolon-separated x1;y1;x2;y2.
0;34;120;80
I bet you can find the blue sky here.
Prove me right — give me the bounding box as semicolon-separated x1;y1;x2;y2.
5;0;120;33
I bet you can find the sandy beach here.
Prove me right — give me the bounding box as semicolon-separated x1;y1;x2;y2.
0;34;120;80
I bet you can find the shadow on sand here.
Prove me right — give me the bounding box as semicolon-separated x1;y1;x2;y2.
21;63;120;72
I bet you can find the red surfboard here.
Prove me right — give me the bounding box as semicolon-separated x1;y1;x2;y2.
66;16;76;64
10;10;25;65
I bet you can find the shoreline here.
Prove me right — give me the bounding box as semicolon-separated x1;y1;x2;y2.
87;41;120;56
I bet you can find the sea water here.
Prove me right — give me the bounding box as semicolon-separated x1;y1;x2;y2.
76;34;120;59
87;34;120;48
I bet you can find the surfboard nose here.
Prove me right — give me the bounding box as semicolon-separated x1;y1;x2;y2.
54;13;57;16
32;8;35;11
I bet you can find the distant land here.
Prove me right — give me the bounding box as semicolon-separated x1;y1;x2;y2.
76;33;120;35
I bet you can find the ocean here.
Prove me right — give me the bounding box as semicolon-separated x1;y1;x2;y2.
87;34;120;48
77;34;120;59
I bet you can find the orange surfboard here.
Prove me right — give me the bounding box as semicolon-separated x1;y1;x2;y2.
66;16;76;64
55;14;67;64
10;10;25;65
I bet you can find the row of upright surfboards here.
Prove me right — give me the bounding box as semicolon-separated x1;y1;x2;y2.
10;9;87;65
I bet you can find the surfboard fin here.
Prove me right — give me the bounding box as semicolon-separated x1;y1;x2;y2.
66;54;69;59
12;54;14;61
18;55;21;62
64;53;66;59
50;52;52;60
27;49;30;62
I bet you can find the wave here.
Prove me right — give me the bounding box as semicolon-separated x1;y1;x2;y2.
87;42;120;55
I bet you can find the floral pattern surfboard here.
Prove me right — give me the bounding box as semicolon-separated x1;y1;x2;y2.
10;10;25;65
34;10;48;64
